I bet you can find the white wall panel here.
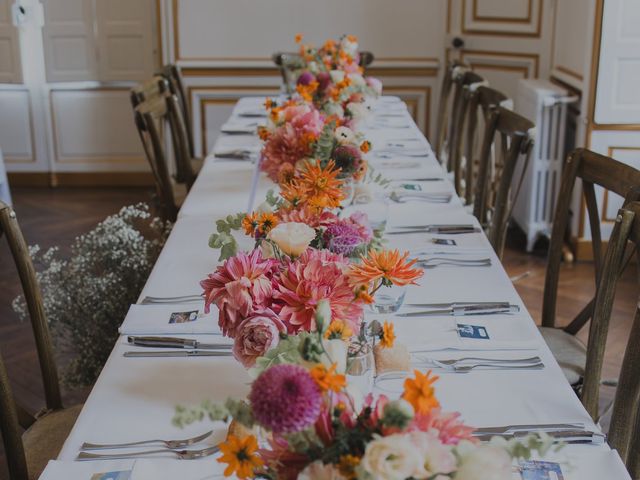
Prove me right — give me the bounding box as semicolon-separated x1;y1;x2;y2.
173;0;445;67
0;90;33;161
550;0;590;89
594;0;640;124
0;0;21;83
50;89;146;170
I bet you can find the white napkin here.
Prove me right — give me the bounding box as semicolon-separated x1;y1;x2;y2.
131;459;225;480
213;135;261;155
39;460;135;479
119;304;222;335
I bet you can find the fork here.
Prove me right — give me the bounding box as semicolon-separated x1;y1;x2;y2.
451;362;544;373
81;430;213;450
390;192;452;204
140;294;203;304
418;258;492;269
426;356;542;367
77;445;220;461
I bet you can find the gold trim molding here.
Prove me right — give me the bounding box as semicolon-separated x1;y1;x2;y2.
461;0;543;37
472;0;533;23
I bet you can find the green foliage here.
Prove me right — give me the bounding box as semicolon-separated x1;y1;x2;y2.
208;212;246;261
365;164;392;188
313;120;338;166
12;203;171;387
247;333;309;379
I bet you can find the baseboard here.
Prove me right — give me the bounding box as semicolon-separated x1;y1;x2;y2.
8;172;155;187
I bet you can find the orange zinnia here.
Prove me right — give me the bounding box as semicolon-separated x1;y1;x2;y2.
349;249;423;287
402;370;440;415
297;159;345;210
360;141;371;153
280;180;308;207
217;434;264;479
257;212;278;235
379;320;396;348
242;212;259;236
310;363;346;392
324;320;353;340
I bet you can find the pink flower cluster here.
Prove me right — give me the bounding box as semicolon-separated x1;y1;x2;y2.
323;212;374;256
200;249;363;367
260;104;324;182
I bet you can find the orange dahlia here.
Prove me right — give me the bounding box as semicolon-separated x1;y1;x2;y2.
402;370;440;415
297;159;345;210
349;249;423;288
217;434;264;479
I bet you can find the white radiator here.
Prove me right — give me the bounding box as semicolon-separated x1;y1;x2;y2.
512;79;577;251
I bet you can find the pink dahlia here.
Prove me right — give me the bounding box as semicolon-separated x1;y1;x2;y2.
200;249;278;337
249;364;322;433
232;309;286;367
410;408;476;445
261;124;313;182
273;249;362;333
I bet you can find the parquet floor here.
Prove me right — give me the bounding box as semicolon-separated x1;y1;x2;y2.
0;187;635;479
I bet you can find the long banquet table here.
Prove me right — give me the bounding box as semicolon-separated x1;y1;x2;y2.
49;96;631;479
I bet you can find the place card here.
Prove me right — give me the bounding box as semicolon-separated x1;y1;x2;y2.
519;460;564;480
457;324;490;339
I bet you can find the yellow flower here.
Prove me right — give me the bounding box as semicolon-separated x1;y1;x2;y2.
338;454;361;479
379;320;396;348
217;434;263;479
310;363;346;392
324;320;353;340
257;212;278;235
402;370;440;415
242;212;259;236
360;141;371;153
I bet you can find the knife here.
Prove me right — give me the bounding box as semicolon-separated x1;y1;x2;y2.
127;336;232;350
405;302;512;309
397;304;520;317
474;430;606;445
124;350;233;358
472;423;585;435
388;227;478;235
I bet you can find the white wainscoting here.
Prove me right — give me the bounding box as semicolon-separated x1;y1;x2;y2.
49;88;147;172
0;89;33;162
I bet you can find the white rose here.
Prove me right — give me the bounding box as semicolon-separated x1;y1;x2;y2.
454;443;512;480
330;69;345;84
299;461;346;480
348;73;366;88
408;431;456;479
321;338;347;374
346;102;369;121
335;126;356;145
267;222;316;257
360;434;422;480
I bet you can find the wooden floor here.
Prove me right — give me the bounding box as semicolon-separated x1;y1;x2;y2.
0;187;636;479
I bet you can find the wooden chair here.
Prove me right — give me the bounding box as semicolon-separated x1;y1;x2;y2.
454;86;509;206
272;51;375;94
133;97;180;222
447;71;489;195
541;148;640;400
472;105;535;258
434;60;469;168
0;201;83;480
579;201;640;477
131;77;197;189
158;65;195;159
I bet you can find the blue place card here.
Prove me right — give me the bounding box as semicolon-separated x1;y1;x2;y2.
457;324;489;339
90;471;131;480
520;460;564;480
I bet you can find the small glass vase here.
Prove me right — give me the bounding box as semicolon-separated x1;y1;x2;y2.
346;344;374;395
340;178;356;207
370;284;406;314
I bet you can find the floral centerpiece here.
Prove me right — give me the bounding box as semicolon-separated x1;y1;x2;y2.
174;307;556;479
258;99;370;185
292;34;382;118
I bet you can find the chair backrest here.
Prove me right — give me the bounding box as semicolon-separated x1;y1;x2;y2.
472;105;534;258
133;98;179;222
434;60;469;166
272;51;374;95
458;86;509;205
159;65;194;159
581;201;640;476
131;77;196;189
542;149;640;335
447;71;488;194
0;201;62;480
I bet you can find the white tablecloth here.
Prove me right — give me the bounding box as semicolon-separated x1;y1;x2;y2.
54;96;630;480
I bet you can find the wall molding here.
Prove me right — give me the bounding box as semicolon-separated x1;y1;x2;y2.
458;49;539;77
461;0;543;37
8;171;154;187
472;0;533;23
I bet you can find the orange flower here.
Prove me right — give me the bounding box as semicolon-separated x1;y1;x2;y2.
295;33;303;44
347;34;358;43
297;159;345;210
310;363;346;392
402;370;440;415
324;320;353;340
280;180;307;207
360;141;371;153
323;39;337;53
257;126;270;141
349;249;423;287
264;97;274;110
296;81;319;102
354;284;374;304
217;434;263;479
379;320;395;348
257;212;278;235
242;212;259;236
338;454;361;479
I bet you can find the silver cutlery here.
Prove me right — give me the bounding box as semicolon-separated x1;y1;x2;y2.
374;151;429;159
127;336;232;350
77;445;220;461
473;423;585;435
473;430;605;444
81;430;213;450
406;302;511;309
421;356;542;368
397;304;520;317
123;350;233;358
140;294;203;304
389;192;452;204
214;149;255;160
394;177;444;182
447;362;544;373
418;258;492;269
388;225;478;235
